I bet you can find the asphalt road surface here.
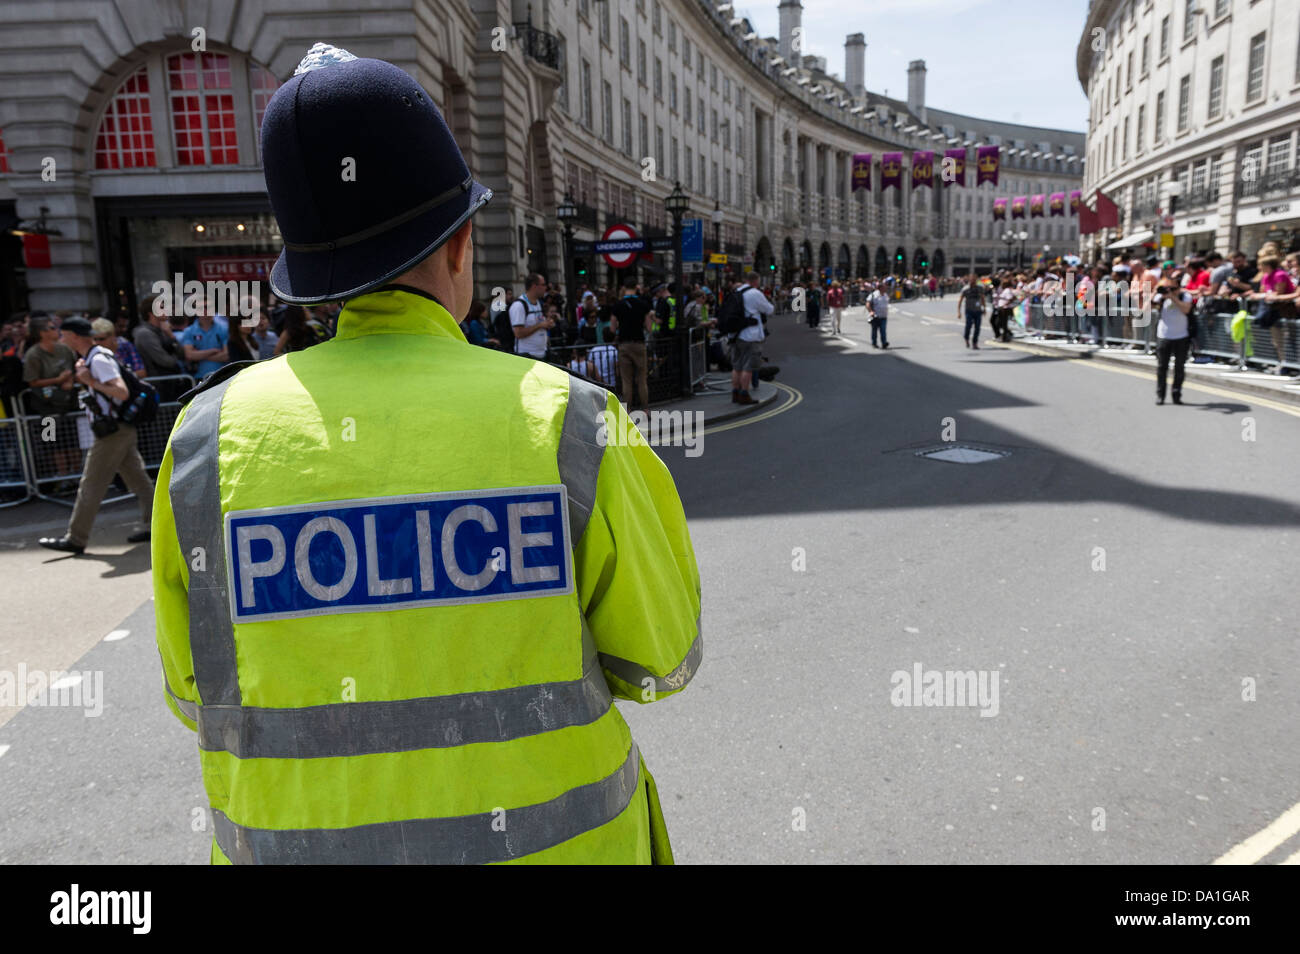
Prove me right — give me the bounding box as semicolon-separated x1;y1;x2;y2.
3;295;1298;865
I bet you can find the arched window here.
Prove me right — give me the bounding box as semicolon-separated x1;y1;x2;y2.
94;67;156;169
92;52;281;171
167;52;237;165
250;64;279;151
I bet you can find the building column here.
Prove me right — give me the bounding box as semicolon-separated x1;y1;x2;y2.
1214;143;1238;254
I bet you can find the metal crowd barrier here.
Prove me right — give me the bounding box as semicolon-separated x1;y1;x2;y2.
0;415;33;508
11;373;195;508
1021;299;1299;373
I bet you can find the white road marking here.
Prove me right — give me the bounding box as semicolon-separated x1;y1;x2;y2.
49;673;84;692
103;629;130;642
0;744;9;760
1280;848;1300;865
1212;800;1300;865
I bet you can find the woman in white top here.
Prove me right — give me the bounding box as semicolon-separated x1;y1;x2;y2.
1152;276;1194;405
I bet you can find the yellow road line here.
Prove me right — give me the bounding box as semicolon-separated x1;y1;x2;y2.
1212;800;1300;865
703;382;802;435
996;340;1300;420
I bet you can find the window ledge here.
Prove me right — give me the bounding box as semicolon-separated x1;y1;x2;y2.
1240;96;1267;113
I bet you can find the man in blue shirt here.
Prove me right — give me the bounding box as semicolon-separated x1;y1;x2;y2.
179;300;229;379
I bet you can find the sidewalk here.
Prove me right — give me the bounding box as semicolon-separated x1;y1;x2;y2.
1002;334;1300;406
654;370;781;426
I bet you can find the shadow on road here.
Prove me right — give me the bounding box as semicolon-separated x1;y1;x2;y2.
677;337;1300;528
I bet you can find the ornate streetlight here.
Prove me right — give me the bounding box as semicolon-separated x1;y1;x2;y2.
665;182;692;395
556;192;578;323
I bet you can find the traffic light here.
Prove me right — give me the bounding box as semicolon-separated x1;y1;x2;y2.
574;257;587;277
895;253;903;262
920;258;928;268
769;263;776;271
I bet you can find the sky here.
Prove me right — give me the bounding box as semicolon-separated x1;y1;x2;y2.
740;0;1090;133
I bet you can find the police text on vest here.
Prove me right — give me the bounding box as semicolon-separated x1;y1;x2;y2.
225;487;573;622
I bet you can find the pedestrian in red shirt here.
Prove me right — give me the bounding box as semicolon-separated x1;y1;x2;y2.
826;280;846;335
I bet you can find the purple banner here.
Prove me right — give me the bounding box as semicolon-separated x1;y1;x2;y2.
1030;194;1045;218
880;152;903;191
943;148;967;187
911;150;934;189
1049;192;1066;217
1069;189;1082;216
1011;196;1027;219
976;145;1000;186
992;197;1007;220
851;153;872;192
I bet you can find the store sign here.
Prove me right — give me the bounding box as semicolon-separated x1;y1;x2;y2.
708;253;728;264
1236;202;1295;226
1173;213;1218;236
21;234;51;269
197;256;279;281
191;220;282;244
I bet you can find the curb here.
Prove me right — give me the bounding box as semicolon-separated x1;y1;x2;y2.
700;388;780;426
1000;337;1300;407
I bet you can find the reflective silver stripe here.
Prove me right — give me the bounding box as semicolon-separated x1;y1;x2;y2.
164;679;199;723
212;740;642;864
557;377;609;545
168;379;241;707
600;622;702;695
195;656;612;758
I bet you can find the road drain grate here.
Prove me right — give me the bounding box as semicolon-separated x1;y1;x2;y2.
915;444;1011;464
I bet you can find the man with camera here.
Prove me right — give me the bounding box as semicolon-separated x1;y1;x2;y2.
37;316;153;554
1150;277;1194;406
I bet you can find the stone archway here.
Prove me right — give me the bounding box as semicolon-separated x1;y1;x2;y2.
932;248;947;277
912;247;927;273
874;247;889;276
856;244;869;278
755;235;774;276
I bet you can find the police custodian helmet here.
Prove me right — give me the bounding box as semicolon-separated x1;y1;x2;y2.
261;43;493;304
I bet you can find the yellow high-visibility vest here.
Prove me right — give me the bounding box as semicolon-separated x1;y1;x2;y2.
153;287;702;864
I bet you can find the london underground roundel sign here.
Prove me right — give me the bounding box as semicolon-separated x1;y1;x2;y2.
599;223;643;269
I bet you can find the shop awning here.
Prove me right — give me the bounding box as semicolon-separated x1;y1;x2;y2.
1107;230;1155;249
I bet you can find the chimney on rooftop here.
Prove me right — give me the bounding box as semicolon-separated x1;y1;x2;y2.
845;33;865;99
779;0;803;64
907;59;926;122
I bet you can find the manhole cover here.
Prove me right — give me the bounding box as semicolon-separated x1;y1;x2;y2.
916;444;1010;464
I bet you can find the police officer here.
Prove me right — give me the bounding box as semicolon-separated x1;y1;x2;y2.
153;44;702;865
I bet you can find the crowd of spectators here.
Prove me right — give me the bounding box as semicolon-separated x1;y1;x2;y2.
0;293;343;415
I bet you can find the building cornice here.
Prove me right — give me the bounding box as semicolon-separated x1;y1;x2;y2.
1077;0;1119;91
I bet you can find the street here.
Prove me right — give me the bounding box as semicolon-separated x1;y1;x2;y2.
3;296;1297;864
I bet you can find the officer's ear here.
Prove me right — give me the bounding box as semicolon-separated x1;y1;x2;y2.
445;220;473;277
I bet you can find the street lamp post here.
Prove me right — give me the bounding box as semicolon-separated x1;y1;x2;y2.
1161;179;1184;260
556;191;578;327
1017;230;1029;270
665;181;692;396
1001;230;1017;271
711;200;723;291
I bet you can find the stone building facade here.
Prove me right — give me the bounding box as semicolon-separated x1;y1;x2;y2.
1078;0;1300;261
0;0;1085;318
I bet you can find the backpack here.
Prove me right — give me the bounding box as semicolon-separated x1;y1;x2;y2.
93;347;159;425
716;289;750;335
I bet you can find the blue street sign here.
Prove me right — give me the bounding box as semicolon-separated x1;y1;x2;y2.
681;219;704;262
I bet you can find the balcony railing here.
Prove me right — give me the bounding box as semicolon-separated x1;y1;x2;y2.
515;23;561;71
1238;166;1300;201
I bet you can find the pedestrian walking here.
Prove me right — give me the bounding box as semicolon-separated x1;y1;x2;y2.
731;272;772;403
153;44;700;865
1152;276;1193;404
37;317;152;553
827;280;845;335
867;283;890;349
958;275;986;348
